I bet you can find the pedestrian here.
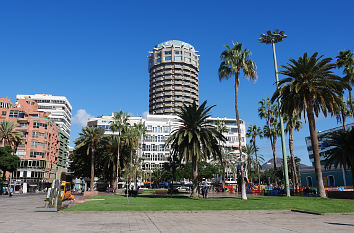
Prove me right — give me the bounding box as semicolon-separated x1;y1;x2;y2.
9;187;13;197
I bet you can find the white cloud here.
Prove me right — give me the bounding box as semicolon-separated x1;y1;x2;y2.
71;109;94;127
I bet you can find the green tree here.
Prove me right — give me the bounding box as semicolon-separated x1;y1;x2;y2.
110;110;129;191
0;146;19;180
324;128;354;188
246;124;263;186
284;113;302;188
166;101;225;197
258;98;280;171
336;97;352;131
218;42;257;200
272;52;344;197
75;126;105;191
336;50;354;114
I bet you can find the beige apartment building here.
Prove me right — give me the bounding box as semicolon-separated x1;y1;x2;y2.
148;40;199;115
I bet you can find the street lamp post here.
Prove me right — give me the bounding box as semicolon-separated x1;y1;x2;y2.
259;29;290;197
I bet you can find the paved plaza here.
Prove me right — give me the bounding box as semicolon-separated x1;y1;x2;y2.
0;194;354;233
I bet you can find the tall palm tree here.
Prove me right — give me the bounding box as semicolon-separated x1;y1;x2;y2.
246;124;263;186
218;42;257;200
243;144;256;178
324;128;354;188
216;119;228;188
106;135;119;188
110;110;129;191
258;98;279;171
132;122;146;190
272;52;344;197
75;126;105;191
336;50;354;114
166;101;226;197
284;113;302;189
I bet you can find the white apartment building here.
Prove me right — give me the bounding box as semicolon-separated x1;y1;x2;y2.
87;114;246;175
16;94;72;136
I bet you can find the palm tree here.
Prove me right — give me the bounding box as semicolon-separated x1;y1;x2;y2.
166;101;226;197
243;144;256;178
110;110;129;191
0;120;17;146
324;128;354;188
75;126;105;191
216;120;228;188
246;124;263;186
336;50;353;114
132;122;146;190
272;52;344;197
106;135;119;188
258;98;279;171
10;131;24;155
218;42;257;200
336;97;352;131
284;113;302;189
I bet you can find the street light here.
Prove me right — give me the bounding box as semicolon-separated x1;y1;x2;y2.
259;29;290;197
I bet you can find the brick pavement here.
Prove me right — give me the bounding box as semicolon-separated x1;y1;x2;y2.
0;194;354;233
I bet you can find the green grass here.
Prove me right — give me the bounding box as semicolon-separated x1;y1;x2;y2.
65;195;354;214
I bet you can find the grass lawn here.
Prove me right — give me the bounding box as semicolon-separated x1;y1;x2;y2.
65;195;354;214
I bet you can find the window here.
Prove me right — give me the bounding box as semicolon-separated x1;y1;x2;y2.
9;110;25;118
184;58;191;62
184;52;191;56
174;56;182;61
164;51;172;55
165;56;172;61
175;51;180;54
155;58;161;63
2;111;6;116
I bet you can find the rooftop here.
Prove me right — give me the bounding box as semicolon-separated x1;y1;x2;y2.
155;40;195;50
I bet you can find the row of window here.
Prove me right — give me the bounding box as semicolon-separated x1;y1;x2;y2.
146;126;170;133
0;102;12;109
142;163;164;170
32;131;47;139
143;153;166;161
31;141;47;149
33;121;48;129
18;160;46;169
30;151;46;158
142;144;166;151
13;171;45;179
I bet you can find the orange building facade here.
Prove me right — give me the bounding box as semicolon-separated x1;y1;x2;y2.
0;97;59;189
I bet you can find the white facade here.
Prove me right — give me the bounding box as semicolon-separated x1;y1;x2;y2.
16;94;72;136
87;114;246;172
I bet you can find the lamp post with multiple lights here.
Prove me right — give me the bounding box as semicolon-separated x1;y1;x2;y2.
259;29;290;197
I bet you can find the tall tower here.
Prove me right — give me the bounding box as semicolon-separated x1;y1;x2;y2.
148;40;199;115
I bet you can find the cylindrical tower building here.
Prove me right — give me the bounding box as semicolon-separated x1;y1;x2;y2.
148;40;199;115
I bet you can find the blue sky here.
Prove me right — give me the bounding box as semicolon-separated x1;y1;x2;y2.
0;0;353;165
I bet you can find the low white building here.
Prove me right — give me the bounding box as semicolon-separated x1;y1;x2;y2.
87;114;246;173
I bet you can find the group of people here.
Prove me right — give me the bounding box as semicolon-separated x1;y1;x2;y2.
1;186;14;196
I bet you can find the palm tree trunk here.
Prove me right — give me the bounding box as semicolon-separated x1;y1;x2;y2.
289;128;298;190
112;162;117;191
351;165;354;189
234;76;247;200
191;157;198;197
90;147;95;191
253;138;260;186
307;102;326;198
116;135;120;192
342;113;347;131
272;135;278;186
222;165;226;189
